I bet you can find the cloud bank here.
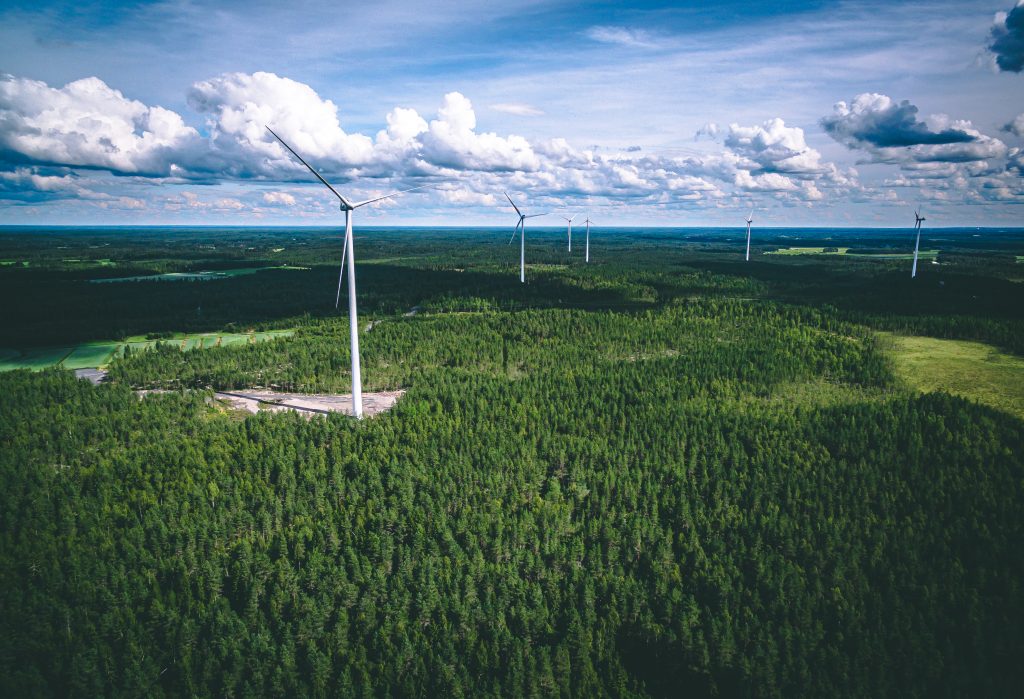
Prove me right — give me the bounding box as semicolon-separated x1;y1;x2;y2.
1;74;1020;216
822;93;1007;165
989;1;1024;72
0;74;199;176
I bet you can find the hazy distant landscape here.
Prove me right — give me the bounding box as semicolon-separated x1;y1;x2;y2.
1;225;1022;696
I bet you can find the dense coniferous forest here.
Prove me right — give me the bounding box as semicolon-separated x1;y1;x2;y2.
1;225;1023;697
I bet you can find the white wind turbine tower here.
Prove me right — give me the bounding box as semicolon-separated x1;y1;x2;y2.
744;209;754;261
584;215;593;263
911;207;925;279
267;126;427;419
562;214;576;252
505;192;547;283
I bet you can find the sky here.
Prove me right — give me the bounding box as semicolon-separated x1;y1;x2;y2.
0;0;1022;227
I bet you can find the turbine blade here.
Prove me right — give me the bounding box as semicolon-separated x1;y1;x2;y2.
335;225;350;309
266;126;349;206
351;183;432;209
503;191;523;217
525;212;548;218
508;218;522;245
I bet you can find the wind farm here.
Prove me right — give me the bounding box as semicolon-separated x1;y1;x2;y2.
1;1;1023;698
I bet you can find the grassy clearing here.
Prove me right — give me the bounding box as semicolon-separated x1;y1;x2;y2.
219;334;252;347
766;246;850;256
61;342;120;369
883;333;1024;420
90;265;309;283
847;250;939;260
765;247;940;261
62;259;116;266
0;329;296;372
0;347;74;371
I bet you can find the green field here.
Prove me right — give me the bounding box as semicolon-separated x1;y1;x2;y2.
0;346;73;371
62;258;115;266
90;265;309;283
0;330;295;372
60;342;121;369
767;246;851;255
218;333;252;347
766;246;939;260
884;333;1024;420
847;249;939;260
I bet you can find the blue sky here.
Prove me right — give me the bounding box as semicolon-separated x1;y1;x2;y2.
1;0;1022;226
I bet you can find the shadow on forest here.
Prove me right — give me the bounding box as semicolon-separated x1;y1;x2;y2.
617;625;743;699
681;257;1024;323
0;262;645;346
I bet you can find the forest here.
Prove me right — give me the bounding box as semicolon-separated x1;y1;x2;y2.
1;225;1022;697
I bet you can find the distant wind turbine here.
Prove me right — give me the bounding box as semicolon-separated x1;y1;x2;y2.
267;126;428;419
744;209;754;261
584;216;593;263
505;192;547;283
911;207;925;279
562;214;576;252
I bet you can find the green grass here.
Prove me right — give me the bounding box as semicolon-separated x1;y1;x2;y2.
0;329;297;372
218;334;252;347
883;333;1024;421
847;250;939;260
765;247;939;260
766;246;850;256
0;347;74;371
60;342;120;369
62;259;115;266
252;330;294;342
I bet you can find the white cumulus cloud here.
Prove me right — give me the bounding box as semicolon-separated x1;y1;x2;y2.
262;191;296;206
0;74;199;176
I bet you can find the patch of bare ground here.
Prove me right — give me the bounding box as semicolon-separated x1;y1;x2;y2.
213;389;405;418
133;386;404;418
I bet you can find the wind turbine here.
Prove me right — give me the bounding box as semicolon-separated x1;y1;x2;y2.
505;192;547;283
584;216;593;263
744;209;754;261
267;126;427;419
911;207;925;279
562;214;576;252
